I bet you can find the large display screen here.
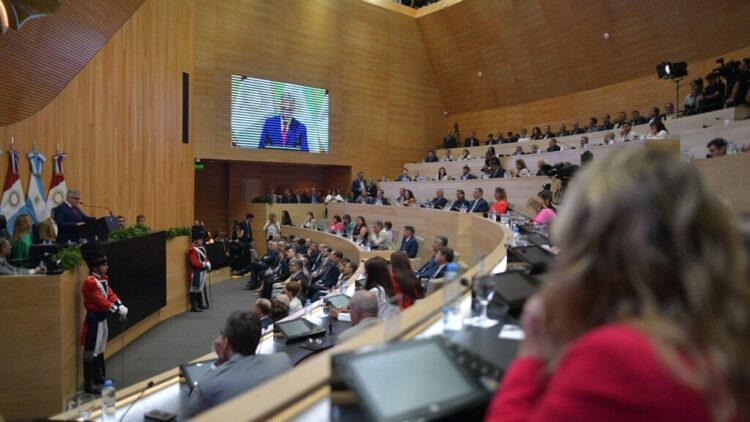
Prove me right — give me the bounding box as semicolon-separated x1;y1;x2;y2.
231;75;329;153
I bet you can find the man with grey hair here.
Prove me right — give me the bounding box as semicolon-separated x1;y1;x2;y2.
53;189;96;244
259;92;309;151
369;220;393;250
426;189;448;209
335;290;381;344
0;238;40;275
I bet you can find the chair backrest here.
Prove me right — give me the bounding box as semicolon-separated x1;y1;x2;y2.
425;277;445;295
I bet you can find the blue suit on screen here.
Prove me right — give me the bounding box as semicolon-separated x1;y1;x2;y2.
259;116;308;152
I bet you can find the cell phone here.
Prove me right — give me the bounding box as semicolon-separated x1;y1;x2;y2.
144;409;177;421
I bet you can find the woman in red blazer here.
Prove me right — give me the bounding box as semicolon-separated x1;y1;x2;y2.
486;148;750;422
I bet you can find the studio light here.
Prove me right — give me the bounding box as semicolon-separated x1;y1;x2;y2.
656;61;688;80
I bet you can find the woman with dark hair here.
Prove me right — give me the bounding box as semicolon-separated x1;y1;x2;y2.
530;126;543;140
486;148;750;421
436;167;450;181
343;214;354;237
364;257;395;317
302;212;315;229
647;120;669;140
280;210;292;226
328;215;343;234
482;147;498;174
353;216;369;243
402;190;416;207
389;251;422;310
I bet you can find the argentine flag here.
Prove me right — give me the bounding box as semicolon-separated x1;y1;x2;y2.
1;147;29;236
47;153;67;211
26;150;49;224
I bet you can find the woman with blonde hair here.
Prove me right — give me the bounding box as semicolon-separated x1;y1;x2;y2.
10;214;33;268
489;187;509;216
526;196;556;225
263;213;281;240
486;148;750;421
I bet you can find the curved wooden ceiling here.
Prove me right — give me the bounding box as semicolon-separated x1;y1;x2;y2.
0;0;144;126
418;0;750;113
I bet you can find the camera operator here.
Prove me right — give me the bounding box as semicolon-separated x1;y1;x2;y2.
726;58;750;107
701;73;725;112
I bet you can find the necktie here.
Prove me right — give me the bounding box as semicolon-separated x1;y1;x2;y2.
73;207;79;217
282;121;288;145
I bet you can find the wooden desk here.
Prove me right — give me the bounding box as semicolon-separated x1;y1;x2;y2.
696;153;750;213
678;119;750;159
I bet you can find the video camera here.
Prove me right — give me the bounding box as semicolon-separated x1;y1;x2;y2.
713;57;741;80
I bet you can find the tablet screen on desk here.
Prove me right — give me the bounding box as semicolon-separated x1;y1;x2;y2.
180;359;217;388
326;294;350;309
278;320;311;337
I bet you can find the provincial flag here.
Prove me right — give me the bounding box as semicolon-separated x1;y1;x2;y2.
26;150;49;224
1;145;29;236
47;152;67;212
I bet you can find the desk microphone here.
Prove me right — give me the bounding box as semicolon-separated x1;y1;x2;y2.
80;202;114;217
118;380;155;422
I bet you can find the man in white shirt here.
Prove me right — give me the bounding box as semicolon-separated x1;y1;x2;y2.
662;102;678;120
617;122;639;142
369;221;393;250
441;149;454;162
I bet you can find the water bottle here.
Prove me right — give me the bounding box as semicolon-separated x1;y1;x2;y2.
442;263;462;332
728;140;738;155
101;379;116;417
305;299;312;318
489;208;497;221
511;226;521;247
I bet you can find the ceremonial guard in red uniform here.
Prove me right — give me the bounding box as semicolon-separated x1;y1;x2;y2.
188;227;211;312
80;241;128;393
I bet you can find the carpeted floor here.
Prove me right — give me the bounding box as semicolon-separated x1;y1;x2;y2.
105;275;257;387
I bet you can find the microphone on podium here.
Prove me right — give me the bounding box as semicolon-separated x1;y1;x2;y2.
79;202;114;217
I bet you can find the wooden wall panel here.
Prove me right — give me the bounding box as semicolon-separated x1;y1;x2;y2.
447;47;750;142
194;162;229;235
419;0;750;113
0;0;195;230
0;0;145;126
192;0;446;181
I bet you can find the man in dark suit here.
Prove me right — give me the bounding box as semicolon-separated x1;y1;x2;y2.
416;236;448;280
442;130;458;149
630;110;647;126
372;189;389;206
569;121;585;135
399;226;419;258
54;189;95;244
351;172;367;201
424;151;439;163
258;93;308;152
425;189;448;209
556;124;569;137
601;114;614;130
450;190;471;211
307;251;341;299
464;131;480;147
460;165;477;180
254;299;273;330
546;138;562;152
280;189;294;204
487;158;505;179
467;188;489;213
236;240;280;290
300;189;311;204
429;247;455;281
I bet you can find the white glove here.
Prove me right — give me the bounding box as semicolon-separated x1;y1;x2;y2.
206;262;212;271
118;305;128;317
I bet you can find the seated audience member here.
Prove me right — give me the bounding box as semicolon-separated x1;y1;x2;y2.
399;226;419;258
284;281;303;313
646;106;661;124
617;122;639;142
442;128;459;149
725;58;749;107
512;146;524;156
487;158;505;179
426;189;449;209
570;121;584;135
343;214;355;237
497;133;508;143
302;212;316;229
630;109;647;126
279;188;293;204
586;117;599;133
602;132;616;144
485;148;750;422
517;128;531;142
707;138;727;158
490;187;509;215
530;144;540;154
468;188;490;213
684;78;703;115
395;168;412;182
506;131;518;143
427;247;454;281
334;290;381;344
10;215;33;268
512;159;531;177
37;216;57;243
270;295;290;322
353;216;369;243
354;188;371;204
441;149;454;162
402;190;416;207
362;257;396;317
460;165;477;180
537;190;557;213
324;188;345;204
579;136;589;149
307;251;342;299
543;125;555;139
436;167;450;181
136;214;146;225
372;189;389;206
546;138;561;152
384;221;395;242
527;196;557;225
485;133;497;145
235;240;279;290
531;127;544;140
423;150;438;163
188;311;292;415
369;221;393;250
613;111;627;129
333;259;357;292
702;72;726;112
254;298;273;330
416;236;448;280
413;171;425;182
581;150;594;167
390;251;423;309
450;190;471;212
465;131;480;147
536;159;551;176
0;238;40;275
459;149;472;160
600;114;614;130
116;215;127;228
646;121;669;140
556;123;569;137
662;102;678;120
395;187;407;205
328;215;344;234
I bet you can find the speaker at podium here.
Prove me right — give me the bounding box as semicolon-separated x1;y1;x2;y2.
77;216;119;242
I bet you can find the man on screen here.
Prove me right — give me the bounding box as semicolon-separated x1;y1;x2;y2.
259;93;309;151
